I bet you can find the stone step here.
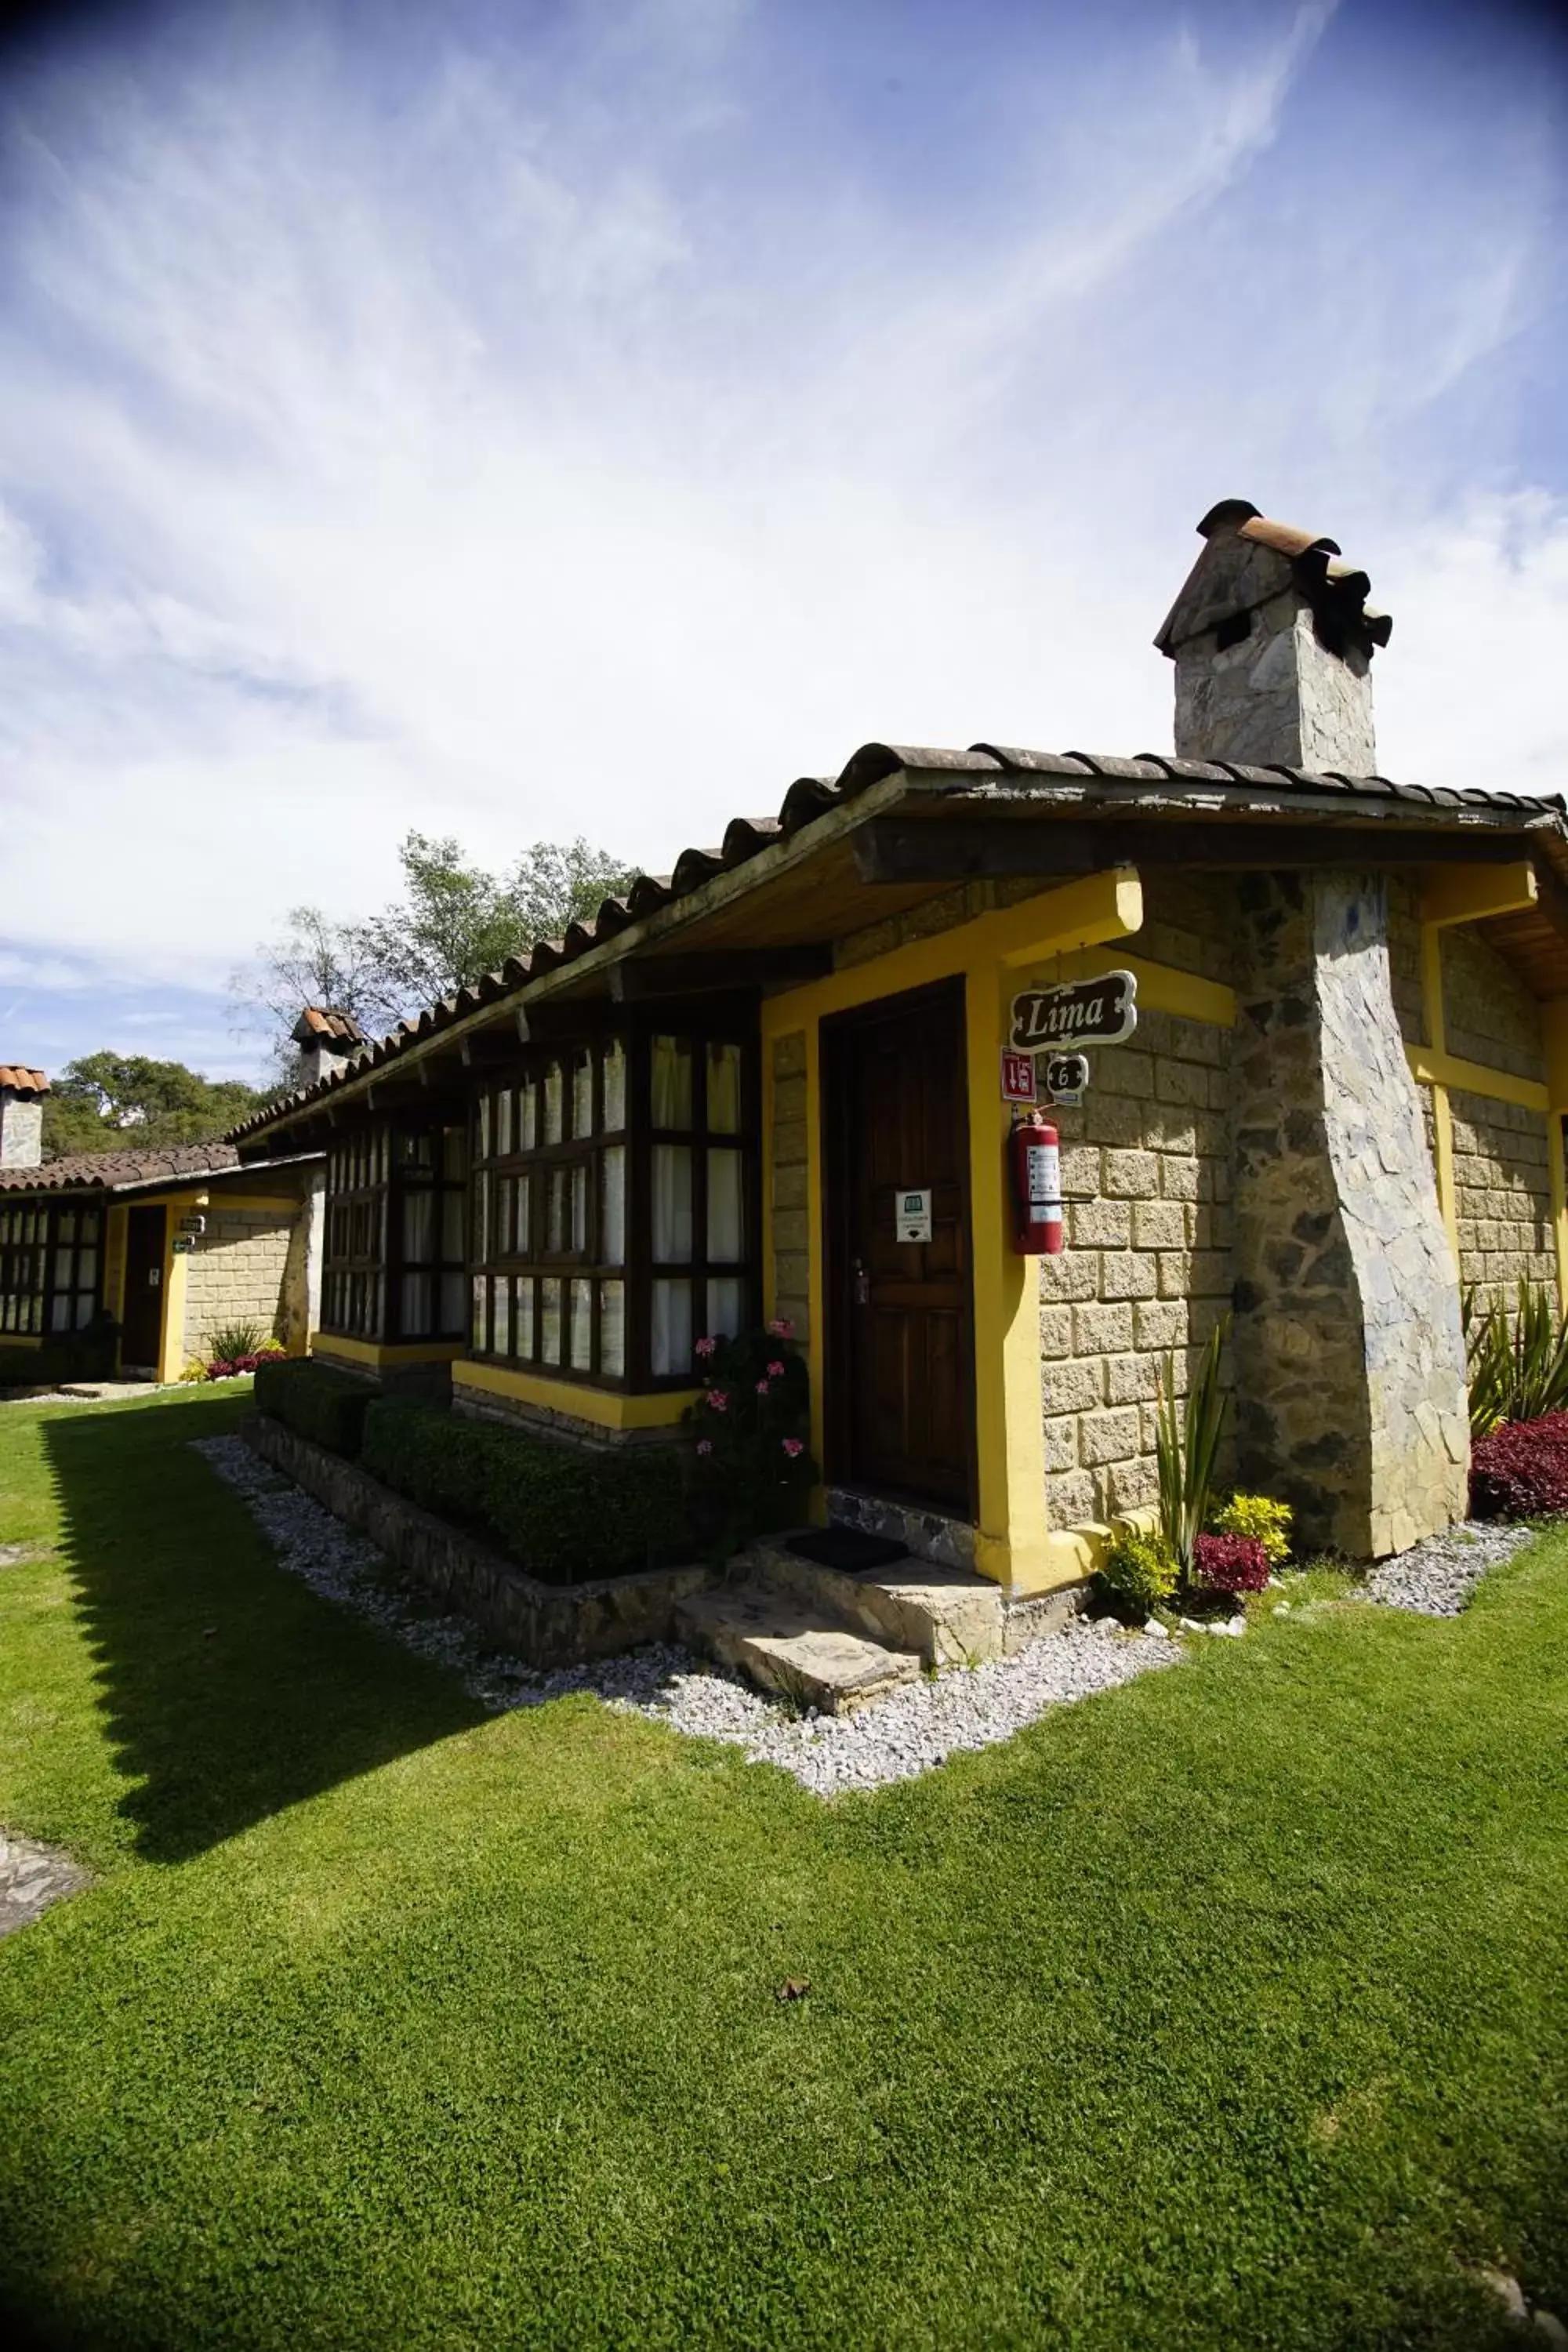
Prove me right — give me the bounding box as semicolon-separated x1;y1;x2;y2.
675;1584;923;1715
738;1536;1088;1666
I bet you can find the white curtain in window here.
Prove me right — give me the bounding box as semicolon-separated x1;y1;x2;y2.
651;1278;692;1375
77;1249;97;1296
651;1036;693;1129
441;1189;463;1261
539;1278;562;1365
474;1171;491;1264
572;1053;594;1138
544;1063;564;1145
440;1272;465;1336
471;1276;488;1353
600;1280;625;1376
572;1165;589;1254
706;1043;742;1134
515;1279;535;1359
492;1275;512;1358
519;1077;537;1152
402;1189;434;1265
571;1278;593;1369
497;1088;514;1158
706;1278;743;1344
601;1147;626;1265
401;1272;432;1337
602;1042;626;1131
706;1151;742;1262
652;1146;692;1263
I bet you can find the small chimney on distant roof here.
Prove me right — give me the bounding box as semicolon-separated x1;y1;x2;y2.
1154;499;1392;774
291;1008;366;1092
0;1066;48;1169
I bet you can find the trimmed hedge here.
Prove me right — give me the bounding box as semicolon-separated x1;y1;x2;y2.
361;1399;688;1584
253;1356;375;1458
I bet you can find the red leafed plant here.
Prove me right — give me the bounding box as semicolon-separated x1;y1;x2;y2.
1470;1411;1568;1519
1191;1531;1269;1595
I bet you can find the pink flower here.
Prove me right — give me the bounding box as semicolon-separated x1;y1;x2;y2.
766;1360;786;1377
767;1318;794;1340
782;1437;804;1458
694;1336;717;1359
695;1439;713;1456
705;1389;728;1412
755;1377;771;1396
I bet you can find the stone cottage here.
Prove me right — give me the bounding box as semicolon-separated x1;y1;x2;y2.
26;501;1568;1581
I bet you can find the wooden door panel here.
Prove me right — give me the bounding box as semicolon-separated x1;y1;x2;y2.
826;979;975;1513
121;1206;166;1366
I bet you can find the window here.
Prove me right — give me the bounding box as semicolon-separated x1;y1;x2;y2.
0;1199;100;1335
470;1027;755;1388
48;1205;102;1333
395;1127;467;1339
323;1124;467;1343
0;1200;47;1335
322;1127;390;1339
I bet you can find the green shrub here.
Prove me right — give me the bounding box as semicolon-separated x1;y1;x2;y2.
361;1400;689;1584
253;1356;375;1457
205;1318;267;1363
1155;1320;1230;1577
1098;1530;1178;1619
1210;1492;1293;1568
1464;1280;1568;1439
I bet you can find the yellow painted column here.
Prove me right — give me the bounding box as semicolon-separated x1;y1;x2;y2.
156;1208;187;1384
103;1204;129;1372
964;952;1050;1594
800;1020;828;1524
1541;1000;1568;1314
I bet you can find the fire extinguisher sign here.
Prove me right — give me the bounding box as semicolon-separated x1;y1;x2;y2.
1000;1050;1036;1103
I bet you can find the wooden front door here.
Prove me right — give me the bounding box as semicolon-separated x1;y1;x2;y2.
121;1206;166;1368
824;978;976;1513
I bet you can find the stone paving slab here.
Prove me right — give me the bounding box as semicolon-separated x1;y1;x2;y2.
0;1831;90;1936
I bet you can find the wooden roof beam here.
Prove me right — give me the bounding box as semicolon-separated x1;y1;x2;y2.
851;816;1540;885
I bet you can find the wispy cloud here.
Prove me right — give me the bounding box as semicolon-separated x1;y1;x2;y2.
0;0;1563;1076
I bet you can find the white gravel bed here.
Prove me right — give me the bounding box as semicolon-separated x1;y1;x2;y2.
1360;1518;1534;1617
191;1435;1541;1798
191;1435;1178;1792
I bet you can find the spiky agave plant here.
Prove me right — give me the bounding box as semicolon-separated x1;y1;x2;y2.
1464;1280;1568;1438
1155;1317;1231;1579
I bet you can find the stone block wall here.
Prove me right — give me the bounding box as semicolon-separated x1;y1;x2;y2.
769;1031;811;1344
1442;929;1546;1083
182;1204;296;1357
1451;1092;1558;1312
1038;1005;1234;1527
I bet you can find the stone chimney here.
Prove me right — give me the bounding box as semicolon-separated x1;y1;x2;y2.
0;1067;48;1169
291;1008;366;1092
1155;499;1392;774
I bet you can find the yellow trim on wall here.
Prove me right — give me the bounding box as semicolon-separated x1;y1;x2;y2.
155;1207;184;1384
1405;1046;1548;1116
1033;946;1236;1029
452;1359;699;1431
1419;862;1538;931
2;1334;44;1352
760;867;1150;1595
315;1334;466;1369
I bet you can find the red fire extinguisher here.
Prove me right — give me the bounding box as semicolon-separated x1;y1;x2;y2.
1009;1112;1064;1254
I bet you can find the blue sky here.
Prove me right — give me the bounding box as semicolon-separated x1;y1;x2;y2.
1;0;1565;1082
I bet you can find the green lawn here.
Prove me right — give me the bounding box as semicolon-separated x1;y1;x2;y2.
2;1390;1566;2350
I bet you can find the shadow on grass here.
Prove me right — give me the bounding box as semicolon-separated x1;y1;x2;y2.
42;1396;488;1864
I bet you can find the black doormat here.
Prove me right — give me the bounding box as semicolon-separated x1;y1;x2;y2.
786;1528;911;1574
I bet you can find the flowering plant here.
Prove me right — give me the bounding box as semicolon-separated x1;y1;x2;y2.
1191;1531;1269;1595
1470;1410;1568;1518
684;1322;817;1558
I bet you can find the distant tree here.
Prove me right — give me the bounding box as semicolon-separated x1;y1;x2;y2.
234;833;638;1072
43;1054;268;1161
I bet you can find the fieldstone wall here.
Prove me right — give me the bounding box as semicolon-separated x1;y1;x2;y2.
1174;593;1377;773
1451;1092;1558;1312
769;1031;811;1344
183;1204;296;1357
1230;871;1468;1558
1039;1006;1234;1527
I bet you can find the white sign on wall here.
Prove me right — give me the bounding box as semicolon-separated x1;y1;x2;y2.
895;1187;933;1243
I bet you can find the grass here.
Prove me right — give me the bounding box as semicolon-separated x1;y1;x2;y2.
0;1390;1566;2349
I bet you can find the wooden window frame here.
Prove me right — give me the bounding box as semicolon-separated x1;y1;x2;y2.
470;1014;760;1394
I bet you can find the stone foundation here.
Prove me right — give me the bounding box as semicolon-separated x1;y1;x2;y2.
245;1414;710;1666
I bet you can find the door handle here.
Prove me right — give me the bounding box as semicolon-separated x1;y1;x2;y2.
852;1257;871;1306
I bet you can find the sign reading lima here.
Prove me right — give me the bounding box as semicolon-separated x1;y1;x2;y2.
1009;970;1138;1052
